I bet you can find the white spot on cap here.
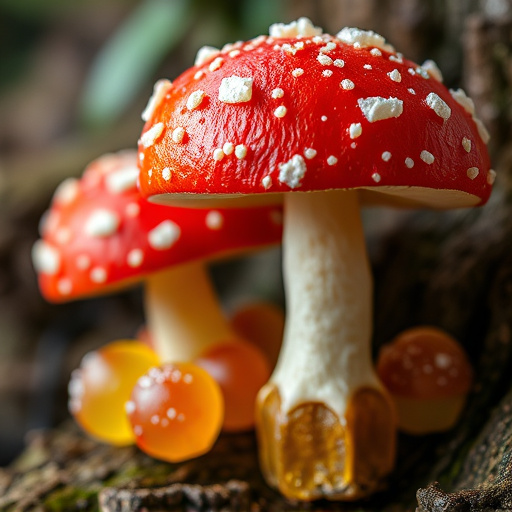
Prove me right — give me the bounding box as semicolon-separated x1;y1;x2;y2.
388;69;402;82
206;211;223;230
317;54;333;66
333;59;345;68
450;88;475;116
358;96;403;122
167;407;177;419
363;64;372;70
370;48;382;56
194;70;205;80
172;127;185;143
405;158;414;168
55;228;71;245
90;267;107;283
337;27;395;52
187;90;206;110
381;151;392;161
420;150;435;164
341;79;355;90
322;70;333;77
105;166;139;194
162;168;171;181
76;254;91;270
278;155;307;188
262;175;272;189
142;79;172;122
408;88;416;95
321;115;328;121
140;123;164;148
292;68;304;77
148;220;181;250
133;426;143;436
223;142;234;155
474;118;491;144
235;145;248;159
487;169;496;185
269;17;322;38
219;76;253;104
422;60;443;82
327;156;338;165
208;57;224;72
274;106;287;118
126;203;140;218
194;46;220;66
53;178;79;205
372;172;381;182
389;54;404;63
272;88;284;99
426;92;451;120
320;42;336;53
349;123;362;139
213;148;225;161
467;167;479;180
304;148;317;159
462;137;472;152
85;209;120;238
32;240;60;275
127;249;144;268
58;278;72;295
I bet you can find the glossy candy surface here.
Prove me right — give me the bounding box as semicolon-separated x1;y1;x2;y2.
196;339;271;431
68;340;160;445
127;362;223;462
231;302;285;368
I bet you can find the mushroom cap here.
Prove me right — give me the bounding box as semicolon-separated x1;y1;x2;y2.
376;326;473;399
32;150;283;302
138;23;492;209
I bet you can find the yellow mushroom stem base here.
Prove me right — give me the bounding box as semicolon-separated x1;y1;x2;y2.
392;395;467;435
256;383;396;501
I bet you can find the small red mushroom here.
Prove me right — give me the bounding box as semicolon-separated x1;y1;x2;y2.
32;150;282;363
377;326;473;435
135;18;492;500
33;150;282;438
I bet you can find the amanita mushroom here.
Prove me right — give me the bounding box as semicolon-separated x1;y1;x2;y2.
377;326;473;435
32;150;283;363
33;150;282;439
136;19;493;500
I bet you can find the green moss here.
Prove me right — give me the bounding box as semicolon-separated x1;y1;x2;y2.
43;486;99;512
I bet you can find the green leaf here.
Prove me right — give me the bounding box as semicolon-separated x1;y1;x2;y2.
80;0;193;128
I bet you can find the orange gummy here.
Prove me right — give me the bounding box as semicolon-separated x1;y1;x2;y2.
127;362;224;462
230;302;284;368
68;340;160;445
196;339;271;431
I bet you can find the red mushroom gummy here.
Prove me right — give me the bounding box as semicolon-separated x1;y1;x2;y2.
32;150;281;439
137;18;493;501
32;150;282;363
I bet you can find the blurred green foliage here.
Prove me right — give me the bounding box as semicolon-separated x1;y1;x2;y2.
80;0;195;127
0;0;286;130
80;0;284;128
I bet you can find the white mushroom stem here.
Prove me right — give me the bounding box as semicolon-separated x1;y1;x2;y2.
145;261;235;361
272;189;383;419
